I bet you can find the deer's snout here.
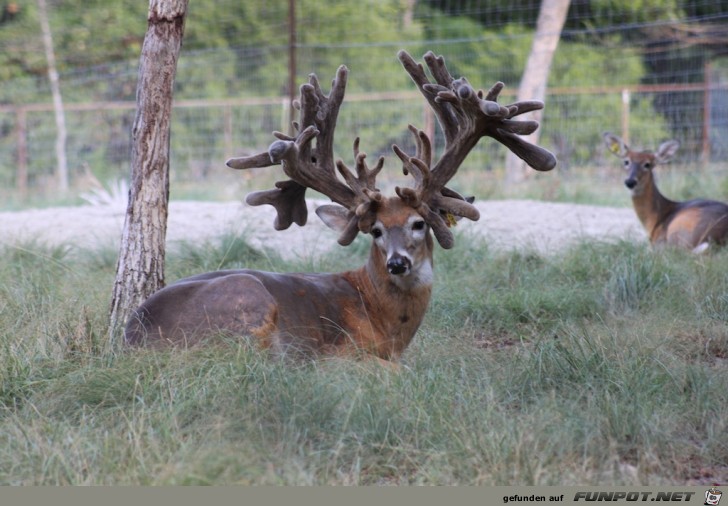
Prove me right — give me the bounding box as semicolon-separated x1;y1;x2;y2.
624;177;637;189
387;254;411;275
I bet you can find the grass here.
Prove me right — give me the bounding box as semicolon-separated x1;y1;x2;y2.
0;232;727;485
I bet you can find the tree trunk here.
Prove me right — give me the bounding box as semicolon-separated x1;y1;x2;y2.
403;0;416;29
37;0;68;193
108;0;189;346
504;0;570;184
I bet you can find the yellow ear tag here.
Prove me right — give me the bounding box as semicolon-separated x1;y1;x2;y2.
609;141;620;154
445;212;458;227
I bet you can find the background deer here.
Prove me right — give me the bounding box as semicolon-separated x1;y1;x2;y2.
124;51;556;363
603;132;728;253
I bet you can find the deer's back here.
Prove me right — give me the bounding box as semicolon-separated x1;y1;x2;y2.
124;269;365;353
660;199;728;248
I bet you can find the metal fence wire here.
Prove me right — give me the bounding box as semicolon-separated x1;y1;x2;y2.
0;1;727;196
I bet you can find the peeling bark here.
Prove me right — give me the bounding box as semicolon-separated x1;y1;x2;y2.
109;0;189;345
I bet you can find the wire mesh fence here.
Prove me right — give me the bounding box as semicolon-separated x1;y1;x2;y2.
0;0;727;200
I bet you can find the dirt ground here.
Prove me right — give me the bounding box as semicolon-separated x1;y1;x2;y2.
0;198;646;260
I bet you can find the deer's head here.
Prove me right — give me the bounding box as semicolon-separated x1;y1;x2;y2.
603;132;680;196
227;51;557;285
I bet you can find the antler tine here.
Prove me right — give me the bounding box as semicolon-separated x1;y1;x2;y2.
392;50;556;248
244;180;308;230
398;50;460;144
393;127;432;194
396;50;557;196
298;66;347;165
405;124;432;173
226;65;375;233
393;126;480;249
398;50;556;186
226;148;310;230
393;125;475;220
479;82;558;171
332;138;385;242
422;51;453;88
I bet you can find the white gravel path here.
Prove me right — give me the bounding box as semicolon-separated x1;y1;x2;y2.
0;198;646;259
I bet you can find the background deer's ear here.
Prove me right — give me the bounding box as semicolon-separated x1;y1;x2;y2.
603;132;628;157
315;204;352;232
655;140;680;164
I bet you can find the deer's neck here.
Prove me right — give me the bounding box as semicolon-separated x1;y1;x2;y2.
632;174;678;243
342;244;433;359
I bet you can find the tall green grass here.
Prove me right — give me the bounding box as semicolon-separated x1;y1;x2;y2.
0;234;726;485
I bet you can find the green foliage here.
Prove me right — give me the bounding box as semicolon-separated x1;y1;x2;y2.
4;0;725;197
536;34;671;165
0;2;45;82
52;0;148;69
421;0;541;27
411;10;534;87
175;0;424;100
589;0;682;24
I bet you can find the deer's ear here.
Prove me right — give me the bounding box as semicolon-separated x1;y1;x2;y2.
655;140;680;164
603;132;628;157
315;204;351;232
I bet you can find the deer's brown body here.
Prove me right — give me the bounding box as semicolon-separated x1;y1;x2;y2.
604;132;728;252
124;51;556;362
125;198;434;360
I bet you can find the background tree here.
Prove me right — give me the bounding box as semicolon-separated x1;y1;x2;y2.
108;0;189;345
504;0;571;183
37;0;68;192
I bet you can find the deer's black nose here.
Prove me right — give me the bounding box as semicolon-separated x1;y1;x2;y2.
387;255;411;275
624;178;637;189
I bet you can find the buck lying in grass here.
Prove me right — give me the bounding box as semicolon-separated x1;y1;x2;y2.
124;51;556;363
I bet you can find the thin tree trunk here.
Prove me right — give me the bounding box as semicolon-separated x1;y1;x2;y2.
16;108;28;198
109;0;189;346
37;0;68;193
504;0;570;184
403;0;416;29
287;0;296;134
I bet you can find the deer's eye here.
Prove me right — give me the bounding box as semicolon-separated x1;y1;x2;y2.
623;160;630;167
643;162;652;169
412;220;426;231
371;227;383;238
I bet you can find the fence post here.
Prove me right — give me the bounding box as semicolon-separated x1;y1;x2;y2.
223;106;233;159
16;106;28;198
287;0;296;135
702;61;712;165
621;88;630;145
281;98;290;134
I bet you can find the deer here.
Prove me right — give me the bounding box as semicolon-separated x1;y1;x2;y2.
124;50;557;364
603;132;728;253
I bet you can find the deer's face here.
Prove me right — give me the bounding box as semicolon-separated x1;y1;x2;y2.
604;133;680;198
370;197;434;288
622;151;656;196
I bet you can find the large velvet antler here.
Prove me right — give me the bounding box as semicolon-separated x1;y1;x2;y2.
397;50;556;175
225;67;348;223
389;50;557;248
226;50;557;249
